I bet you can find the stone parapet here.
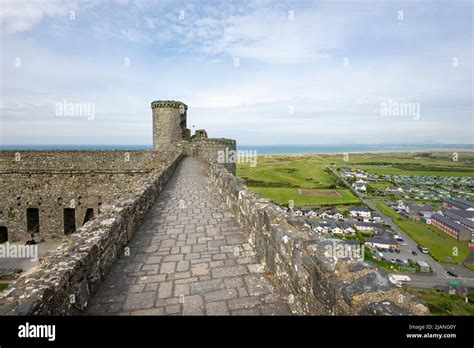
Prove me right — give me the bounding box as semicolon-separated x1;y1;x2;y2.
204;162;429;316
182;138;236;175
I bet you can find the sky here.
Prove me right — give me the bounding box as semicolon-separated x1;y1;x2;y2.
0;0;472;146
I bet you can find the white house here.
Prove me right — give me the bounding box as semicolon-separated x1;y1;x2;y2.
338;221;356;235
365;231;399;249
329;222;344;235
348;206;372;219
320;208;343;220
397;200;407;211
354;221;381;232
352;183;367;192
371;213;382;223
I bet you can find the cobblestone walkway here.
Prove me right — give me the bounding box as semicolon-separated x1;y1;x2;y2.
86;157;291;315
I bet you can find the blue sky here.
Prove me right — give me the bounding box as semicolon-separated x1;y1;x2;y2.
0;0;472;145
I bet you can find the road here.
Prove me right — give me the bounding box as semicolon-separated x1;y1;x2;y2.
327;165;473;285
396;274;474;289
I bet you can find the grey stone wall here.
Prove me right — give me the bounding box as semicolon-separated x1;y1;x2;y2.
0;152;182;315
205;162;429;316
0;150;165;172
0;151;171;242
183;138;236;175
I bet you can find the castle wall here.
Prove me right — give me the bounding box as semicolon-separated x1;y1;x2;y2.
0;151;172;242
0;152;182;315
0;99;426;316
182;138;237;175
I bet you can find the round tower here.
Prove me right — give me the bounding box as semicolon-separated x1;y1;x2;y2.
151;100;189;150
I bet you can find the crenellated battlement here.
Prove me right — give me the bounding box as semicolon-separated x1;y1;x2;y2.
151;100;188;110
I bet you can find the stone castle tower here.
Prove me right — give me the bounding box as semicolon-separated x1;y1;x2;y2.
151;99;236;175
151;100;191;150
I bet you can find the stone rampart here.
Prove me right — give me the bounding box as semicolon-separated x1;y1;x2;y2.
205;162;429;315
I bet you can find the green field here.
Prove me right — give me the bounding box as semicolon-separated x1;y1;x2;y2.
237;152;474;207
407;288;474;315
250;187;360;206
322;152;474;177
0;283;8;292
397;220;470;264
238;155;340;188
238;155;360;206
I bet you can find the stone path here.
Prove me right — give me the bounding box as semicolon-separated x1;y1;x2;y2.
86;157;291;315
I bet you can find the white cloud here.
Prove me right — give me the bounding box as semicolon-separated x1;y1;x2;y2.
0;0;77;33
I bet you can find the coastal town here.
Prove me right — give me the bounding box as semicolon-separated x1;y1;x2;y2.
286;165;474;300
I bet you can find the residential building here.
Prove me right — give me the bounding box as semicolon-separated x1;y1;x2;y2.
353;221;381;232
443;197;474;211
348;206;371;219
352;182;366;192
442;209;474;231
431;213;472;241
406;203;433;220
365;232;399;249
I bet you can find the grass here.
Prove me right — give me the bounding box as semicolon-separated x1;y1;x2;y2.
357;166;474;177
238;155;359;206
370;182;392;189
0;283;9;292
249;187;360;206
466;263;474;271
323;152;474;177
396;220;470;264
238;152;474;207
407;288;474;315
375;201;402;220
239;155;340;188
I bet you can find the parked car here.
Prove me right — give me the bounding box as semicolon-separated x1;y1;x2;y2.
389;259;396;263
411;251;418;256
447;271;458;278
389;248;394;253
395;258;403;263
407;258;413;263
418;245;429;254
395;249;401;254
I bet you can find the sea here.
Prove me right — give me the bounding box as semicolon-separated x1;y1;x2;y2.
0;144;472;154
